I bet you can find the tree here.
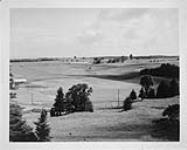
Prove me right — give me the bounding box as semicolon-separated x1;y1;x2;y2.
140;75;154;97
163;104;179;121
152;104;179;141
156;80;170;98
129;89;137;100
120;56;127;63
123;97;133;111
10;104;37;142
129;54;133;60
147;88;155;98
139;88;146;99
169;78;179;97
93;57;101;64
65;83;93;112
34;109;50;142
53;87;64;116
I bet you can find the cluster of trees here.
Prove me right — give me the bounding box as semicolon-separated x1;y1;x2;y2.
50;83;93;117
93;57;103;64
123;74;179;111
10;104;50;142
107;56;128;63
139;75;155;98
140;63;179;78
152;104;179;141
93;56;129;64
139;75;179;99
157;78;179;98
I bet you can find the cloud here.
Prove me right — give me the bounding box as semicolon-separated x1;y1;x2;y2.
77;29;103;45
79;8;179;55
11;8;178;58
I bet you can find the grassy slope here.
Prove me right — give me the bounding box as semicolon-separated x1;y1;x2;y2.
11;60;179;141
23;96;179;141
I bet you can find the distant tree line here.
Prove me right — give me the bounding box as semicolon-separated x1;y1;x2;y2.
134;55;178;60
93;56;128;64
10;58;59;63
140;63;179;78
50;83;93;117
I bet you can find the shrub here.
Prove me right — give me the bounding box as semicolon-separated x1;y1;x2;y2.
34;109;50;142
156;80;170;98
129;89;137;100
65;83;93;112
123;97;133;111
10;104;37;142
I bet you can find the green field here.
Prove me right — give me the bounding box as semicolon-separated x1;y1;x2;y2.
10;59;179;141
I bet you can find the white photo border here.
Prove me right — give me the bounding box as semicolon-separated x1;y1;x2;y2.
1;0;187;149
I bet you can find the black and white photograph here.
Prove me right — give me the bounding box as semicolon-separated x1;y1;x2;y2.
1;0;187;149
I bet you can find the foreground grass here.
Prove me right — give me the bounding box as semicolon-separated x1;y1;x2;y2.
23;96;179;141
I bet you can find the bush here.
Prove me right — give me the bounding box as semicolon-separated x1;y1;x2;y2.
34;109;50;141
123;97;133;111
65;83;93;112
129;89;137;100
10;104;37;142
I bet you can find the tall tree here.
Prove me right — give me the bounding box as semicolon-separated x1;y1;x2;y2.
10;104;37;141
129;54;133;60
53;87;64;116
34;109;50;142
140;75;154;97
129;89;137;100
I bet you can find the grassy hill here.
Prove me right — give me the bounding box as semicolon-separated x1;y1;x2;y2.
23;96;179;141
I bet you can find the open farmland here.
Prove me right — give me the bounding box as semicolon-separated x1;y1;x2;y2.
10;58;179;141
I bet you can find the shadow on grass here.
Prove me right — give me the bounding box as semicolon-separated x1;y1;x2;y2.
151;118;179;141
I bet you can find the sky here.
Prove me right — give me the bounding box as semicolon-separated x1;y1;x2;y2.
10;8;179;58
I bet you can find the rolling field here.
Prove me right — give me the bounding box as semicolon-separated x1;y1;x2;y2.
10;59;179;141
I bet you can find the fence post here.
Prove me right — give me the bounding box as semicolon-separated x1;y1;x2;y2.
118;89;120;107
